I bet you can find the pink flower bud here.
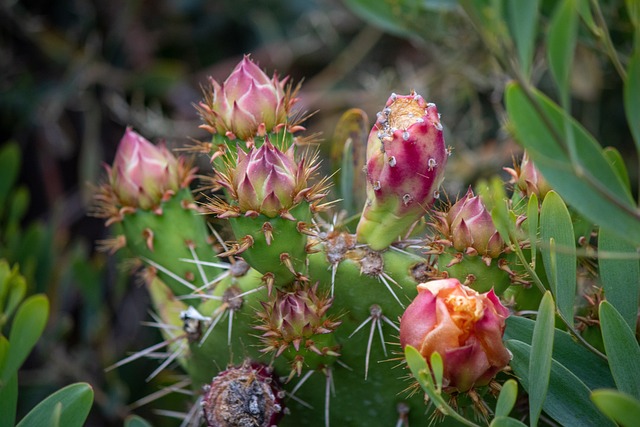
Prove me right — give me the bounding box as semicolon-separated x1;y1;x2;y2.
446;188;504;258
400;278;511;392
199;55;292;140
108;128;181;210
233;139;299;217
255;284;340;355
504;151;552;199
356;92;448;250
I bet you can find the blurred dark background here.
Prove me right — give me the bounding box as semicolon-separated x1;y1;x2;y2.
0;0;635;425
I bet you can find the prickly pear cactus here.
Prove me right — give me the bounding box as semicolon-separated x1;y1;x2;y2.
94;56;540;426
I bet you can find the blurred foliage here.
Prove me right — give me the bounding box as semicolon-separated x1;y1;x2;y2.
2;0;639;425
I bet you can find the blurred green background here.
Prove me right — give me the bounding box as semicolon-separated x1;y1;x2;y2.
0;0;635;425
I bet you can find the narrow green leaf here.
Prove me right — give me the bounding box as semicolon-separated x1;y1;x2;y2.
490;416;528;427
577;0;597;32
49;402;62;427
495;379;518;417
527;193;539;267
404;345;433;389
547;0;579;102
505;0;539;77
0;295;49;387
591;389;640;426
598;228;640;331
529;292;555;426
124;415;154;427
0;338;13;427
507;339;615;426
602;147;632;196
430;351;444;391
599;301;640;399
505;83;639;246
16;383;93;427
331;108;368;216
624;46;640;154
504;316;614;390
4;273;26;322
540;191;576;321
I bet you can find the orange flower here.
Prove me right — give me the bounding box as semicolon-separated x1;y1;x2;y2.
400;278;511;392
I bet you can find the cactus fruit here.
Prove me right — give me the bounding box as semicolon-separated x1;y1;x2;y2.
96;58;540;426
356;91;448;251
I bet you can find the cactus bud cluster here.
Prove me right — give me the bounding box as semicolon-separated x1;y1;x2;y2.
356;92;448;250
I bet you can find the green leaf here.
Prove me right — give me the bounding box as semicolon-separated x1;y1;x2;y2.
430;351;444;390
528;292;555;426
505;83;639;246
331;108;368;216
547;0;578;102
0;370;17;427
504;316;614;390
0;143;21;216
124;415;154;427
598;228;640;331
527;193;539;267
505;0;539;77
495;379;518;417
540;192;576;321
0;295;49;387
624;46;640;154
591;389;640;426
490;416;528;427
16;383;93;427
507;339;615;426
599;301;640;399
602;147;632;197
404;345;433;388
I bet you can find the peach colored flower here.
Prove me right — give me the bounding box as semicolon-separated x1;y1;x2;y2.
400;278;511;392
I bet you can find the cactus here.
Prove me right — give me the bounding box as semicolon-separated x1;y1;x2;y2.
95;56;617;426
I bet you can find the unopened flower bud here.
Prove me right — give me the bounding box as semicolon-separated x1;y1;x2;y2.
108;128;181;210
198;55;294;140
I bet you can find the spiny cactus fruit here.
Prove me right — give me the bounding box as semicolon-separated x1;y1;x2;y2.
399;278;511;392
96;57;533;427
356;91;448;250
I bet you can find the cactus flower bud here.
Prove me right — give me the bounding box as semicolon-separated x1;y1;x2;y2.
400;278;511;392
445;188;504;259
198;55;294;141
108;128;183;210
356;92;448;250
504;151;552;199
233;139;302;218
255;283;340;357
202;361;284;427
